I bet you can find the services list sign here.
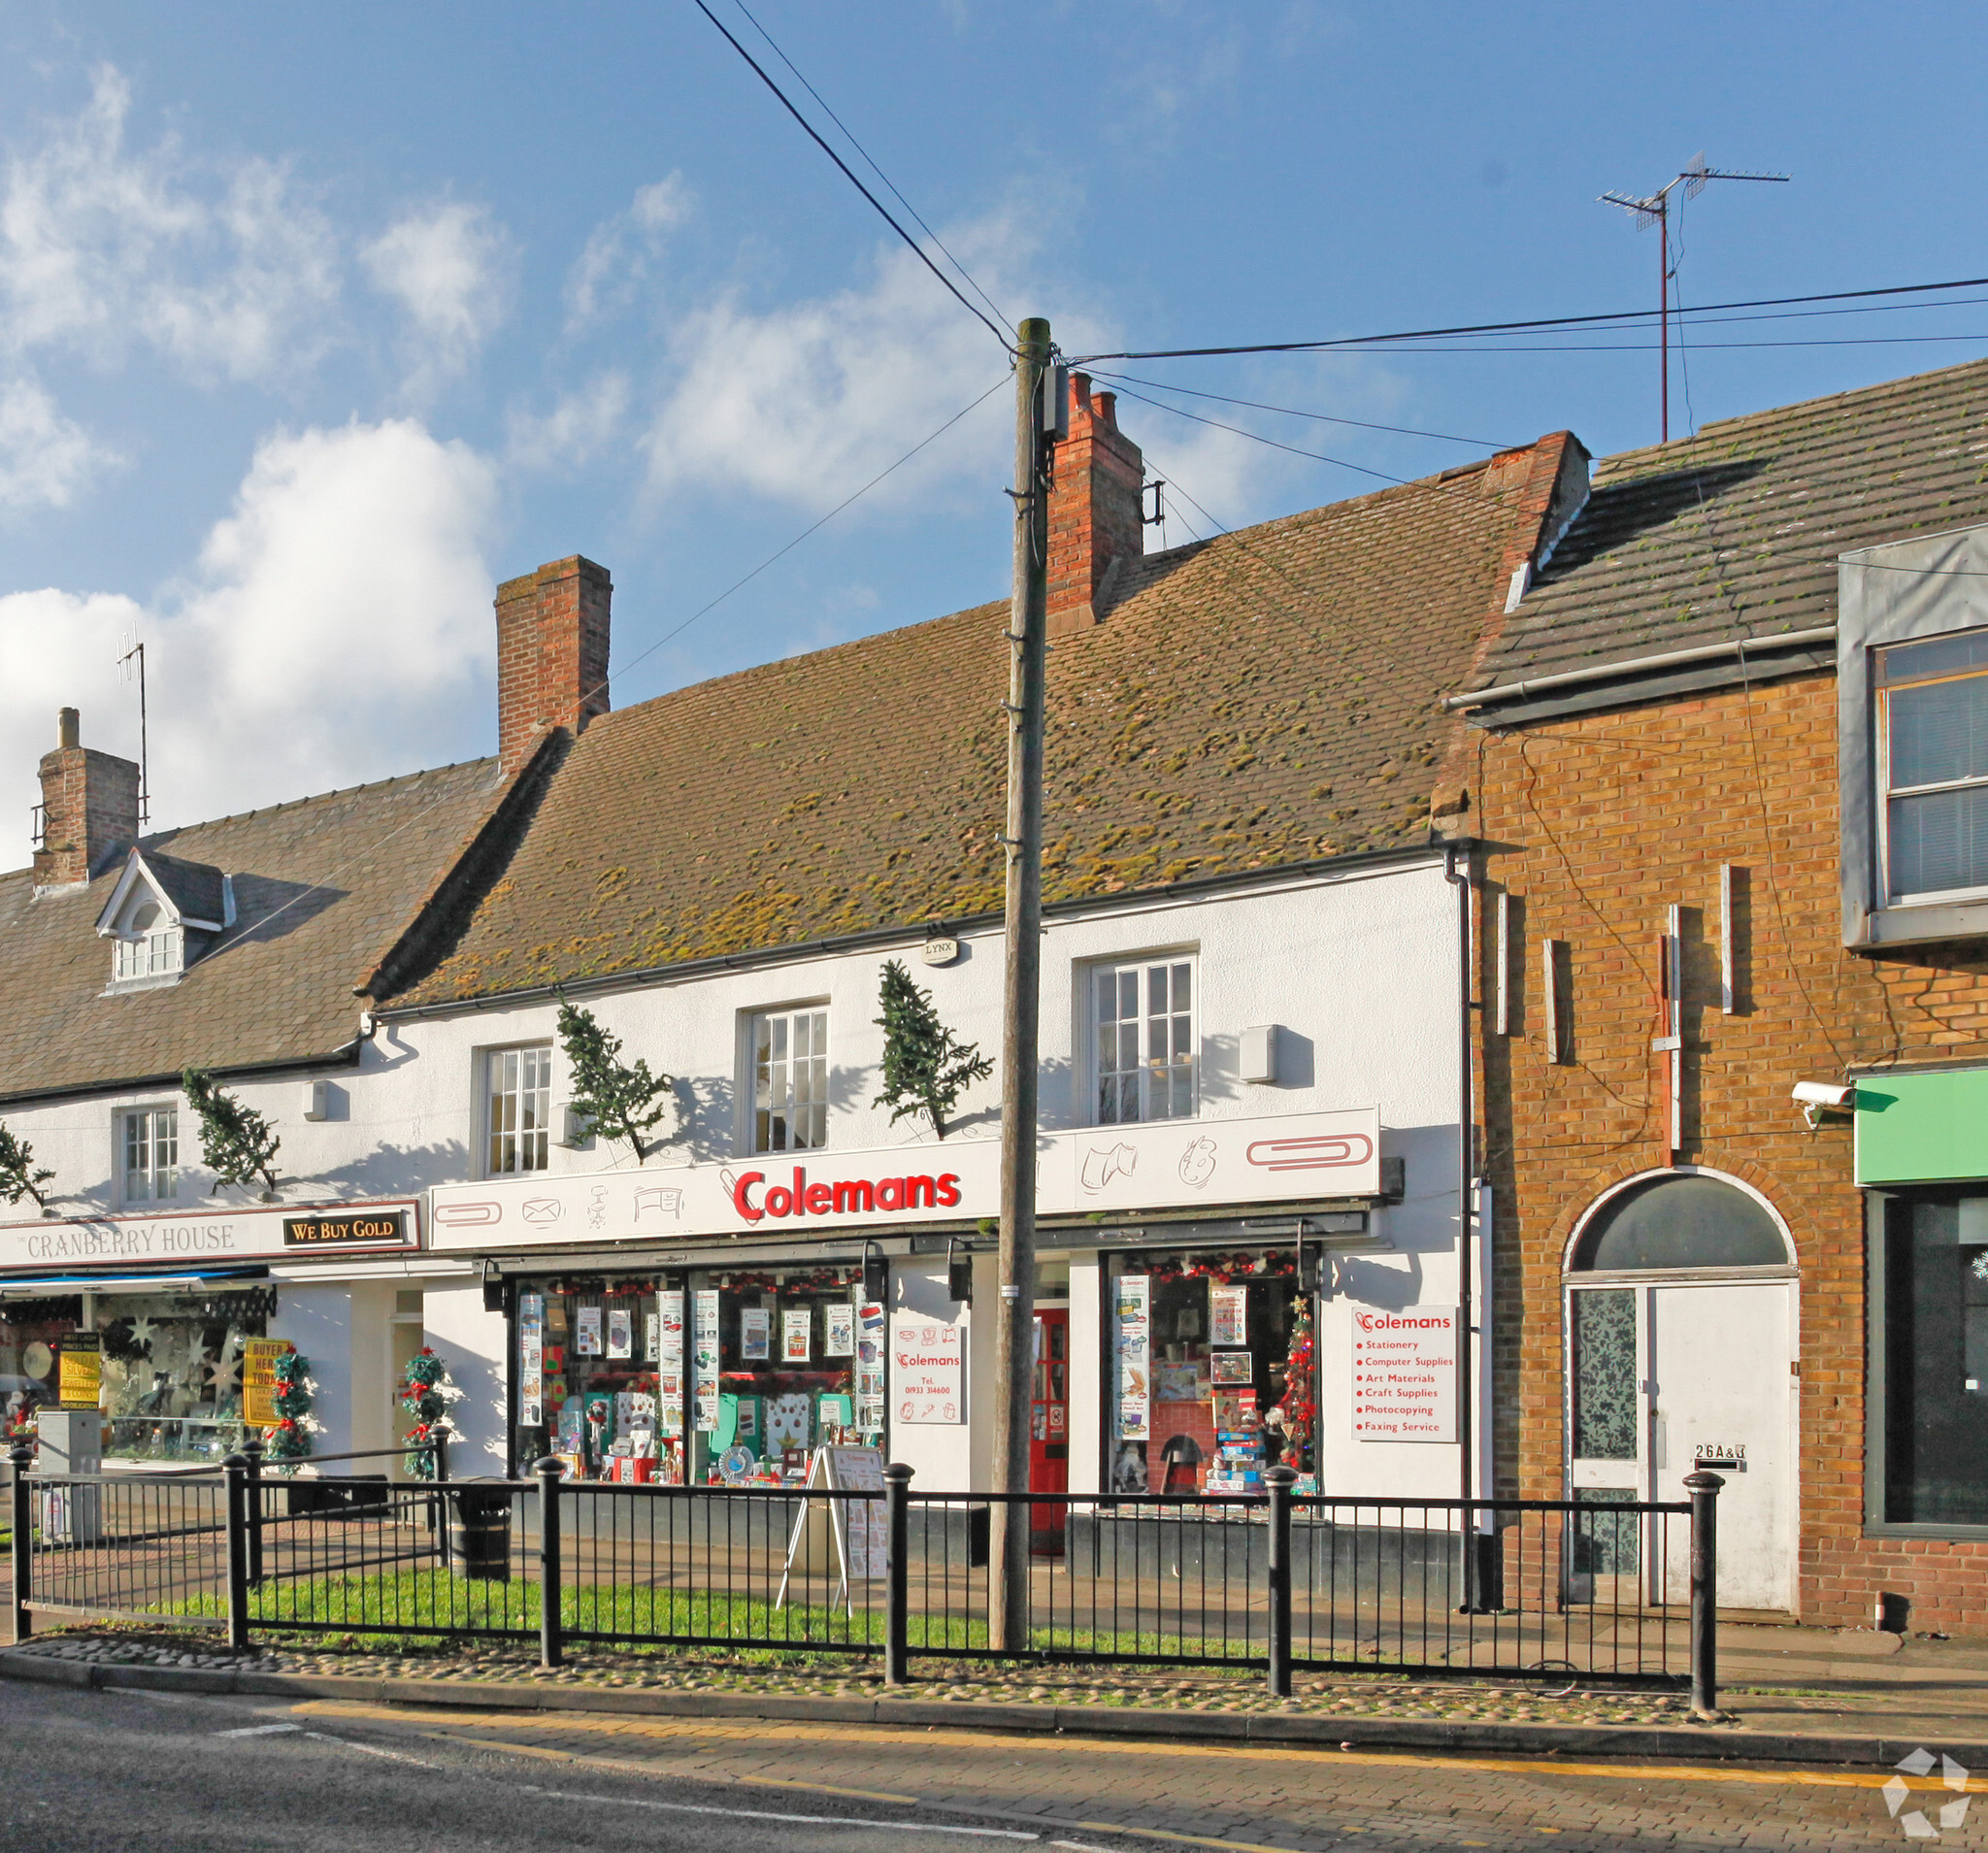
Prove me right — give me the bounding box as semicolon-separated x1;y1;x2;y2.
1350;1306;1457;1443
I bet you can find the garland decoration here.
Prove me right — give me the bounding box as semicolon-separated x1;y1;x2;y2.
0;1122;53;1209
556;1000;676;1164
182;1066;282;1198
1122;1250;1297;1285
264;1351;319;1470
399;1346;461;1478
1278;1295;1316;1475
872;959;993;1141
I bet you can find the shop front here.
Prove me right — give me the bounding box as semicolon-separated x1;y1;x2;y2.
1857;1066;1988;1537
0;1200;424;1465
429;1105;1407;1501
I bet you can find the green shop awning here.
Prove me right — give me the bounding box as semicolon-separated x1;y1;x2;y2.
1855;1067;1988;1185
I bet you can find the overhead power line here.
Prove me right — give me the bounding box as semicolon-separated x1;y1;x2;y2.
728;0;1010;334
689;0;1013;353
1087;371;1518;449
1065;272;1988;364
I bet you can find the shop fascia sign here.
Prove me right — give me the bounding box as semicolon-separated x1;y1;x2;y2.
428;1106;1380;1251
0;1198;422;1272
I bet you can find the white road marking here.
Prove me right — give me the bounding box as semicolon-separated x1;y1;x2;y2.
1052;1843;1122;1851
215;1723;302;1737
515;1782;1039;1838
304;1732;438;1768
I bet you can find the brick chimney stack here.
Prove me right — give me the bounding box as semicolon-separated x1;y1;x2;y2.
34;708;140;892
1046;373;1145;639
494;555;613;775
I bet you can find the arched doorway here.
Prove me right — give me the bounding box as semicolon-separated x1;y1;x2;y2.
1564;1169;1799;1614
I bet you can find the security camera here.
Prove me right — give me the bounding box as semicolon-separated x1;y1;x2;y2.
1792;1080;1854;1129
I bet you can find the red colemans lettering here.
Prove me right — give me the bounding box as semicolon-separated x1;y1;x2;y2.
731;1167;962;1224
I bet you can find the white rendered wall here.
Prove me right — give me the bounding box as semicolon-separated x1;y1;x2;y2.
422;1279;511;1475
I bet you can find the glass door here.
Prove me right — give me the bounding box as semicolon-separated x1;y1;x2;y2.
1567;1285;1643;1604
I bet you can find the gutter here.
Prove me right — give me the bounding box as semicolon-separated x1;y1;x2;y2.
373;840;1458;1023
1442;624;1836;712
0;1040;363;1111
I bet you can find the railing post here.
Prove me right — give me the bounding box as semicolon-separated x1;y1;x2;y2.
433;1430;450;1484
431;1430;451;1573
1684;1470;1723;1717
883;1463;913;1686
10;1441;33;1644
222;1453;250;1654
242;1435;265;1586
1264;1465;1296;1699
535;1456;564;1670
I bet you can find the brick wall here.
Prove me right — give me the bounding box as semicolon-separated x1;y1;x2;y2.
1472;669;1988;1632
34;725;140;890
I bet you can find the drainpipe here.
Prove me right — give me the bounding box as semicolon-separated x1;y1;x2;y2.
1443;844;1478;1556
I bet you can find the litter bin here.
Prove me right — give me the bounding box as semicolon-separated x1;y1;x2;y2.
447;1483;513;1580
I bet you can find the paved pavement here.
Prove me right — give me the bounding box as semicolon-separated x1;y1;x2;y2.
0;1676;1954;1851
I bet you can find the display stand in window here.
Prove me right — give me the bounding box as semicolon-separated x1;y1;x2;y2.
1110;1251;1313;1497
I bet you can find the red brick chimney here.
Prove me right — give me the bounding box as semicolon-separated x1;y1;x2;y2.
494;555;612;774
1046;374;1145;639
34;708;140;891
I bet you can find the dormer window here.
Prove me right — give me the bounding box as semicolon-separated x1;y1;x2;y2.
113;904;182;982
95;846;231;993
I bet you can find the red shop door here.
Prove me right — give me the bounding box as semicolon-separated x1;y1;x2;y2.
1030;1309;1069;1554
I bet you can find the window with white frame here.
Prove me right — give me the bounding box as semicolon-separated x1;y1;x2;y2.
1879;629;1988;902
1093;956;1197;1124
122;1106;180;1203
484;1044;552;1176
750;1008;829;1152
112;903;182;983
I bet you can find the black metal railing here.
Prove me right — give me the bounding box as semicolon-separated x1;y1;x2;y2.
6;1446;1725;1709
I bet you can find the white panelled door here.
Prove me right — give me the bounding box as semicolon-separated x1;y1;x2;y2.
1649;1280;1798;1613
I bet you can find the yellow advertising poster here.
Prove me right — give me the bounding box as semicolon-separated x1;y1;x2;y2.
58;1333;102;1409
242;1339;293;1427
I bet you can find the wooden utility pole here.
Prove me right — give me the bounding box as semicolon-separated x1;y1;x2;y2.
990;315;1052;1654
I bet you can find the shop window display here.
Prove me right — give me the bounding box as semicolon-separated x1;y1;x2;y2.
1111;1252;1313;1495
1883;1192;1988;1525
706;1267;883;1485
0;1289;270;1462
512;1275;679;1484
509;1266;888;1484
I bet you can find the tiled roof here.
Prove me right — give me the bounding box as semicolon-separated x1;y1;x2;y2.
0;757;504;1100
1475;357;1988;687
393;444;1567;1007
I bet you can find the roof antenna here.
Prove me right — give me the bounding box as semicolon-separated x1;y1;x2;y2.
1600;154;1789;444
116;632;150;830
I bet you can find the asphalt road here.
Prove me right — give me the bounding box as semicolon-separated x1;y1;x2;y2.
0;1679;1932;1852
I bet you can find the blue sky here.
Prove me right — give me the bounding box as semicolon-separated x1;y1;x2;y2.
4;3;1987;846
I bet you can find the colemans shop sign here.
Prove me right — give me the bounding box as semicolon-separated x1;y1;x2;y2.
428;1107;1381;1251
0;1199;421;1272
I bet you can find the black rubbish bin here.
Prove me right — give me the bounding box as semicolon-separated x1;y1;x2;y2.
447;1483;513;1580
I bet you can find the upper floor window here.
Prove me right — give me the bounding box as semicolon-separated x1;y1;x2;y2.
1093;957;1197;1124
123;1106;180;1204
1878;628;1988;903
485;1044;552;1176
751;1008;828;1152
112;903;183;983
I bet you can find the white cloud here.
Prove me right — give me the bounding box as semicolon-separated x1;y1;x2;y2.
0;373;121;513
641;213;1042;514
0;417;500;858
565;173;693;331
363;200;513;392
506;372;631;471
0;65;340;382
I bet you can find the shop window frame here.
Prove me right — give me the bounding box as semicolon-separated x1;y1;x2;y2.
1086;950;1200;1128
1863;1186;1988;1540
119;1102;181;1205
744;1003;831;1156
480;1041;554;1180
